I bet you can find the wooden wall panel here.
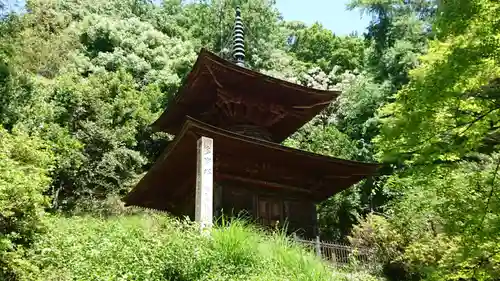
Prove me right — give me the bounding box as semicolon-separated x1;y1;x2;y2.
221;184;254;220
285;200;316;238
219;181;317;238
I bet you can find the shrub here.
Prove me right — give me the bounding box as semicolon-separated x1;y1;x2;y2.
349;214;417;281
349;214;403;264
0;127;54;280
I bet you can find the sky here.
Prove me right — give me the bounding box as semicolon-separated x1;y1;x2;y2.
3;0;371;36
275;0;371;35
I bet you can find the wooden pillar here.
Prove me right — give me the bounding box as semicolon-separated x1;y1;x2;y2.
195;136;213;231
214;183;223;220
312;202;320;238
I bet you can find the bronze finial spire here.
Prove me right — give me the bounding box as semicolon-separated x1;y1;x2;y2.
232;6;245;67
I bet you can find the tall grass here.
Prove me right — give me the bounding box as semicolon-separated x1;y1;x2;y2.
19;212;383;281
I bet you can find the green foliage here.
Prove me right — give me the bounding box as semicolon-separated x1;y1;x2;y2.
285;121;375;241
178;0;286;70
70;14;196;90
367;1;500;280
390;157;500;281
3;0;500;280
350;214;402;264
332;71;388;142
5;70;166;209
2;0;76;78
347;1;500;280
0;0;194;209
376;0;500;165
353;156;500;281
0;127;53;280
20;213;383;281
349;0;434;89
288;23;365;72
55;0;156;20
285;122;361;160
349;214;417;281
318;188;363;241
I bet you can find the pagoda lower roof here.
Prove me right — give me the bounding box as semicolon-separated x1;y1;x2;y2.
124;117;380;214
152;49;340;143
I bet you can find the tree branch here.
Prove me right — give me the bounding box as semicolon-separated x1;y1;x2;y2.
479;156;500;228
458;106;500;136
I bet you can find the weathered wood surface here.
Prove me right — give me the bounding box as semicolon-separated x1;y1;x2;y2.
219;182;317;238
152;48;340;143
124;118;380;218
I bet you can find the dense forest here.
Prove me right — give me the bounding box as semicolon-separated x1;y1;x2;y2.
1;0;499;280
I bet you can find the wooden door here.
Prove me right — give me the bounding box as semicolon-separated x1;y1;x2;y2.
257;197;283;228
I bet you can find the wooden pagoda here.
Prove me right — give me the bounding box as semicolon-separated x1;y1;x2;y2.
124;8;379;238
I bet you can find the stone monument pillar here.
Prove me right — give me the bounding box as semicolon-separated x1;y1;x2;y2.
195;136;214;231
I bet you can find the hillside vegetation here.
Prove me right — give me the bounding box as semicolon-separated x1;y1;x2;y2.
19;212;381;281
1;0;500;280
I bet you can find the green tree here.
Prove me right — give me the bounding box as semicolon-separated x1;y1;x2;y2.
288;23;365;73
0;0;198;209
174;0;286;71
285;121;369;241
349;0;435;90
375;0;500;165
366;1;500;280
69;14;196;91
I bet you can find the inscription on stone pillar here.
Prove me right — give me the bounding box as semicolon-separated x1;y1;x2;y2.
195;136;214;231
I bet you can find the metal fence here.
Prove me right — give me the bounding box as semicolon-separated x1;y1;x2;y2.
293;235;375;267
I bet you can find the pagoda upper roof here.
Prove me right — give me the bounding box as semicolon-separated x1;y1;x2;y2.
152;49;340;143
124;117;380;215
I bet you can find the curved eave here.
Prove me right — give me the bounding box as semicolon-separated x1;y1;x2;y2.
124;117;381;212
151;49;341;142
195;49;338;97
184;116;378;168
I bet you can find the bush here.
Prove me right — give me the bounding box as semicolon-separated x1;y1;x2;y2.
349;214;419;281
70;193;139;217
22;212;385;281
349;214;403;264
0;127;54;280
